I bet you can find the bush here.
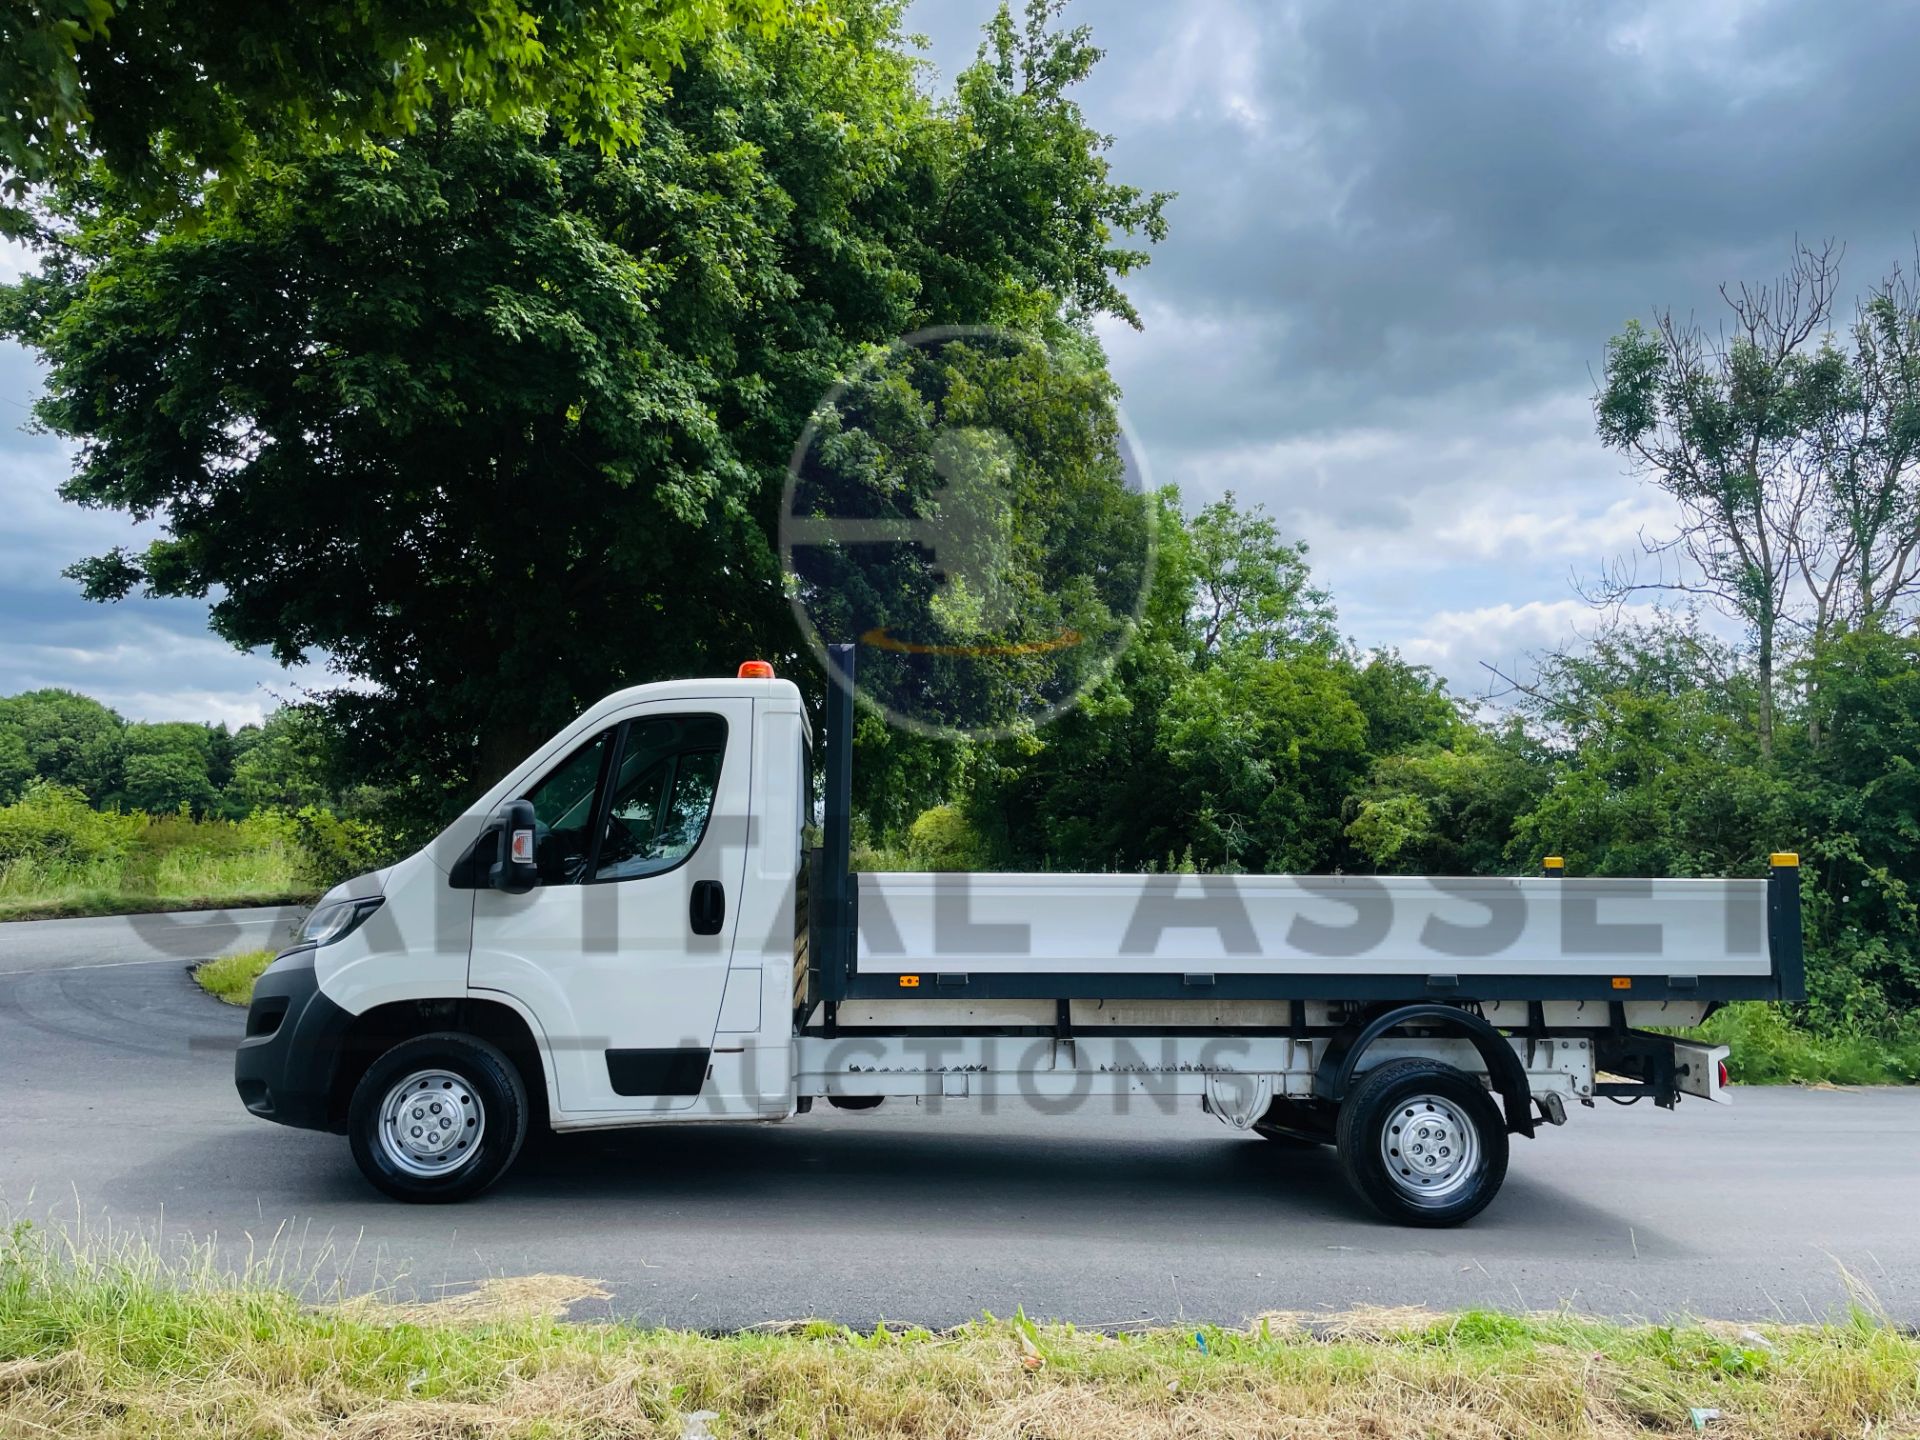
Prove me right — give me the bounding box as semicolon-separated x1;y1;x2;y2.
0;786;315;919
285;805;395;888
0;782;141;866
906;805;984;871
1690;1003;1920;1086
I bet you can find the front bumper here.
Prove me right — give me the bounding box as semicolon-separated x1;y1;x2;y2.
234;948;355;1132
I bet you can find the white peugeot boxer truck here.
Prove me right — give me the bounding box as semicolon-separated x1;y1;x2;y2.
237;646;1802;1225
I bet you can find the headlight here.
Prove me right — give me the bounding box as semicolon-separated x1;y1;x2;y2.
301;897;384;948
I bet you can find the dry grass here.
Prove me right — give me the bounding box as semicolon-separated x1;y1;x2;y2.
2;1221;1917;1439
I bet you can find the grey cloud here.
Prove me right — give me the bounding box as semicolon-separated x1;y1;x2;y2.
905;0;1920;690
0;345;316;721
1091;0;1920;446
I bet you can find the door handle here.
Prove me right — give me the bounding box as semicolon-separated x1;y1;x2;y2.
690;879;725;936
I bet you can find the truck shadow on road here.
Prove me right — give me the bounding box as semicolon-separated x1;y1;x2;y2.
464;1114;1680;1255
78;1109;1682;1267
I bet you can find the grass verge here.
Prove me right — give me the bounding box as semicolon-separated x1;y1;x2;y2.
1;1222;1917;1439
0;784;326;922
0;889;317;923
1684;1002;1920;1086
191;947;279;1006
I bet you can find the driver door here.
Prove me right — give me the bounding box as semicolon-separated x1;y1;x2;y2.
469;698;754;1116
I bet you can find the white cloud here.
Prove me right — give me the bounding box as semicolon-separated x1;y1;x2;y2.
0;356;319;722
0;614;333;726
1431;492;1681;562
0;237;31;285
1401;598;1665;698
1112;2;1271;135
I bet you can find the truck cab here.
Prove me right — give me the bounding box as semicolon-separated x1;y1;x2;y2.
236;670;813;1198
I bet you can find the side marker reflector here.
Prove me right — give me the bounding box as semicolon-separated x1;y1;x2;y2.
899;975;920;988
1611;977;1632;990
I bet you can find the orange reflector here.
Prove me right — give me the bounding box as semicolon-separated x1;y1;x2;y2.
1611;977;1632;990
737;660;776;679
1542;855;1565;871
899;975;921;988
1770;851;1799;867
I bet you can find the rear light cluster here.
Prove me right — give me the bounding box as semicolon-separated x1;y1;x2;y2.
1718;1059;1731;1090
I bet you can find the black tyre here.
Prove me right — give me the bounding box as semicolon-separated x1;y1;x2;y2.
1335;1058;1508;1227
827;1095;885;1111
347;1033;529;1203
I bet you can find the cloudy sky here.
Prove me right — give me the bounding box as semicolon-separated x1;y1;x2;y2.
5;0;1920;723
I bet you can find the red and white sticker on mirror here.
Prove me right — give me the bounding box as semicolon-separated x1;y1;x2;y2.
511;828;535;864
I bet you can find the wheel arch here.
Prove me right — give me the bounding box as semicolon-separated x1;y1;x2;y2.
1313;1002;1535;1138
328;996;551;1129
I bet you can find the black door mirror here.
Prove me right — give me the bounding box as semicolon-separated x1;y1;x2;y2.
489;798;540;894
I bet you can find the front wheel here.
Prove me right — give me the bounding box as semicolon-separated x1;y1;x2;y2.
348;1033;529;1203
1335;1058;1508;1227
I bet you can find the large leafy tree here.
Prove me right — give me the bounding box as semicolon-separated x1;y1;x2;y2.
1592;243;1842;758
3;0;1169;824
1592;243;1920;757
114;720;220;814
0;688;123;799
2;0;796;209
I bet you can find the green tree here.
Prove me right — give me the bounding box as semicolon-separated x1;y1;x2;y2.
1592;243;1920;758
2;0;797;209
963;492;1466;875
962;489;1201;869
116;722;219;814
1156;647;1372;873
1495;618;1783;879
1343;726;1547;876
788;325;1156;741
0;727;31;803
1787;625;1920;1029
227;707;337;814
1187;493;1334;659
0;688;123;801
4;0;1168;829
1591;245;1845;757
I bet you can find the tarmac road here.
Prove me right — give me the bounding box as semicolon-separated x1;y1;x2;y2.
0;905;309;974
1;907;1914;1327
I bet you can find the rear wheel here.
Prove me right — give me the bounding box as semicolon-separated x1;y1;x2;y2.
1335;1058;1507;1227
348;1033;528;1203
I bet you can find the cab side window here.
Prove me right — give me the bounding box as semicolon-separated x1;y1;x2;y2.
595;714;727;882
522;730;611;885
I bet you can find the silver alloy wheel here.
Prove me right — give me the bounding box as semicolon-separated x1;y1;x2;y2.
377;1069;486;1180
1379;1093;1480;1204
